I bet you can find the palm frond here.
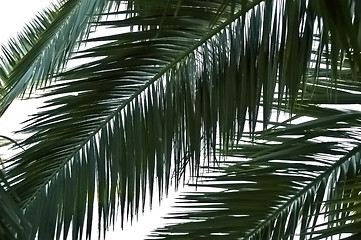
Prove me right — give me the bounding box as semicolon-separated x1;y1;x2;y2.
1;0;361;239
0;0;110;114
304;175;361;240
149;56;361;239
0;171;30;240
149;104;361;239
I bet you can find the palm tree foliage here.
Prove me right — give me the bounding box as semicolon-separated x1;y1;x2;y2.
0;0;360;239
150;104;361;239
149;58;361;239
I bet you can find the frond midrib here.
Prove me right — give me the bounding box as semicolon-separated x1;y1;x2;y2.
20;0;264;211
243;144;361;240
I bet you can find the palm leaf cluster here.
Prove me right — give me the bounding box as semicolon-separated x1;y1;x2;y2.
150;52;361;239
150;104;361;239
0;0;360;239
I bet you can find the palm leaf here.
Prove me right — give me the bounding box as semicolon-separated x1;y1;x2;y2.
0;170;30;240
149;58;361;239
1;0;360;239
305;176;361;240
0;0;111;114
150;104;361;239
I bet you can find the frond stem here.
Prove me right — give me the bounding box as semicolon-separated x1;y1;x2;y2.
243;143;361;240
21;0;263;210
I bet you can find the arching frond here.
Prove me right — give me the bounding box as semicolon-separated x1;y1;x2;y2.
149;59;361;239
0;0;111;114
149;105;361;239
1;0;360;239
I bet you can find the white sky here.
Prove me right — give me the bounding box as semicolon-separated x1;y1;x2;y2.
0;1;183;239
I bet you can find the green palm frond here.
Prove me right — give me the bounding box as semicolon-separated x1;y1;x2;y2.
0;0;111;114
0;137;28;239
149;59;361;239
304;176;361;240
0;170;30;240
150;105;361;239
0;0;360;239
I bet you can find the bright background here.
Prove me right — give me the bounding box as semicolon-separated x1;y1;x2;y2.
0;1;183;239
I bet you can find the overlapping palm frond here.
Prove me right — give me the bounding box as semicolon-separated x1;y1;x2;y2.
0;136;29;239
0;0;360;239
0;0;111;114
312;175;361;240
149;67;361;239
149;108;361;239
0;134;33;239
0;178;31;240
